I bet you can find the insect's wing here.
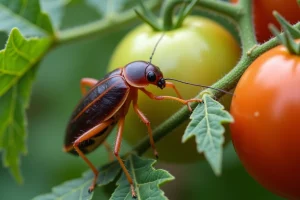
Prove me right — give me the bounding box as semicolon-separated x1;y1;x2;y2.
65;69;130;154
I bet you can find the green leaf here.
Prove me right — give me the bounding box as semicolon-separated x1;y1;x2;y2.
0;0;54;36
33;161;121;200
111;154;174;200
40;0;69;29
182;94;233;176
0;28;52;183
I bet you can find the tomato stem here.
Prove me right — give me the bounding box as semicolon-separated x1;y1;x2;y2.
269;12;300;55
134;0;161;31
162;0;198;30
163;0;241;31
134;9;160;31
174;0;198;29
237;0;257;50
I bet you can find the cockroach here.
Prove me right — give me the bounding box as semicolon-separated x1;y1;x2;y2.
63;34;230;198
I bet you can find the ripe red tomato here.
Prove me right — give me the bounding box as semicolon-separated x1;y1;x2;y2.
108;16;240;163
231;0;300;43
230;40;300;199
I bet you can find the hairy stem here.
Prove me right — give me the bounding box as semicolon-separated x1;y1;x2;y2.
163;0;241;31
237;0;257;50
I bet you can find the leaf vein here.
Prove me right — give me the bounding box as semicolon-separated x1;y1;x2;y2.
57;178;92;200
0;78;17;97
10;33;34;63
204;98;216;152
0;69;19;75
129;156;141;200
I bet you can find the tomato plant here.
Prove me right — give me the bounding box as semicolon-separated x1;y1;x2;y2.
108;16;240;163
230;40;300;199
6;0;300;198
231;0;300;43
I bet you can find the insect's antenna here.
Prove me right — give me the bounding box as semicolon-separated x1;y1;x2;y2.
149;33;165;64
164;78;233;95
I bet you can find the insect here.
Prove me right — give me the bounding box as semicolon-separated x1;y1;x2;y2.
63;35;230;198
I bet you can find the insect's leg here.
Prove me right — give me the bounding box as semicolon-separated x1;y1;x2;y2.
139;88;202;112
80;78;98;95
132;95;158;159
73;119;113;192
165;81;195;110
165;81;183;98
103;141;114;161
114;116;137;198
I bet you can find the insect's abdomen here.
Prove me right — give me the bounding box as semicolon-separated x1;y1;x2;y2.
65;70;130;155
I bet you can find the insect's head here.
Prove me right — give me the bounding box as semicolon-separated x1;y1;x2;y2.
146;63;165;89
123;61;165;89
123;34;166;89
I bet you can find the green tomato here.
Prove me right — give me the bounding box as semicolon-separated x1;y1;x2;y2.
108;16;240;163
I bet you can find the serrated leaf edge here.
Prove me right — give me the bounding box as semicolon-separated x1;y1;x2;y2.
182;94;234;175
112;154;174;200
0;28;52;97
133;157;174;200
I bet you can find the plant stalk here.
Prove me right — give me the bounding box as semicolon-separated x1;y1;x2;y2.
163;0;241;31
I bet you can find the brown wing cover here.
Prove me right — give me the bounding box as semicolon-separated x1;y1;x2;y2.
65;69;130;154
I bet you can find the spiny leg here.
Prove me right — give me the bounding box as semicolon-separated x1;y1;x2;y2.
132;94;158;159
139;88;202;112
114;115;137;198
73;119;113;192
80;78;98;95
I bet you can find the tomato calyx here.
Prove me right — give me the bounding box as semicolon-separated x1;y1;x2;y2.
269;11;300;55
134;0;198;31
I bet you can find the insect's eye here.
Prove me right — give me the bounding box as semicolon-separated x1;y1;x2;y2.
147;71;156;82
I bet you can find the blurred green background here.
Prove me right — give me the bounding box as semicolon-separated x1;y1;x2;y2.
0;1;283;200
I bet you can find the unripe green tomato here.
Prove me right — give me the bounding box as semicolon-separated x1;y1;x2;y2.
108;16;240;163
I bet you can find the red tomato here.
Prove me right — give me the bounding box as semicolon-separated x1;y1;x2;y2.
231;0;300;43
230;40;300;199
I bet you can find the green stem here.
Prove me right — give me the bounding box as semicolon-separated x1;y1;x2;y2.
203;22;300;99
56;0;160;44
163;0;241;31
196;0;241;20
237;0;257;51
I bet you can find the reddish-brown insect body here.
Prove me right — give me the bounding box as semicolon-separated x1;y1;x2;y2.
64;61;201;197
